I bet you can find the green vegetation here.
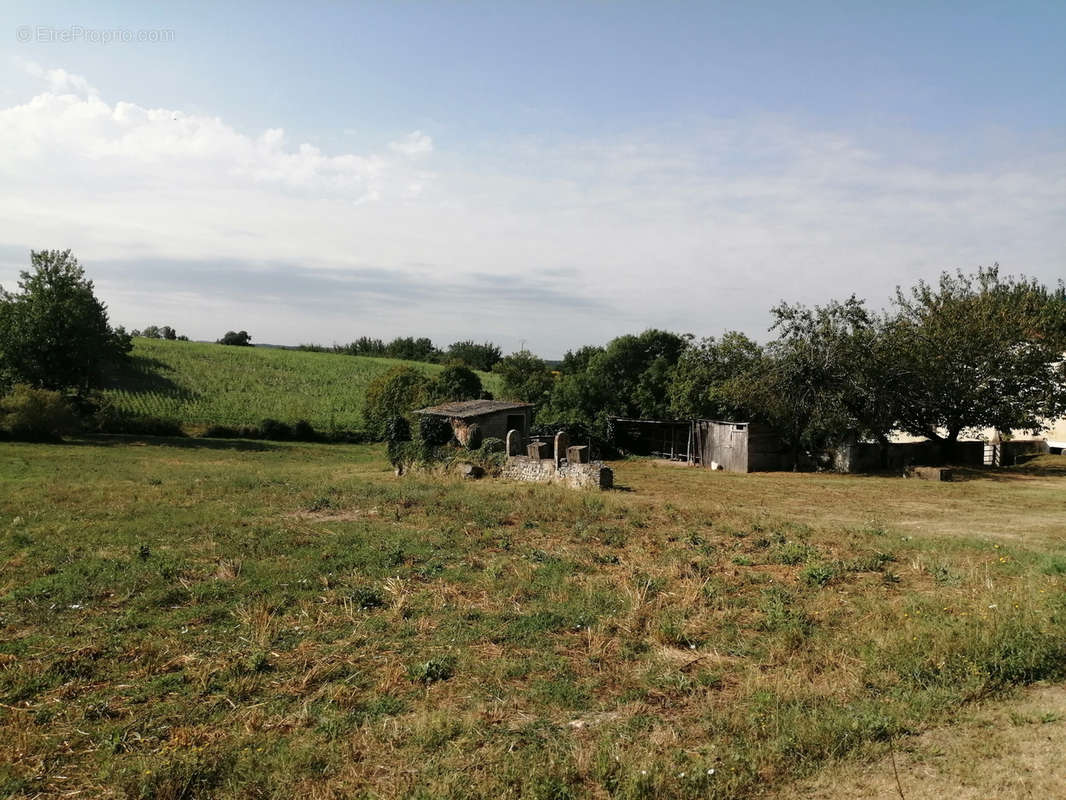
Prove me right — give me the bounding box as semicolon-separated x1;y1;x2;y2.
98;338;500;432
2;440;1064;798
0;249;131;393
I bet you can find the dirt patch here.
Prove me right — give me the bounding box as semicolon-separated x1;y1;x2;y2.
782;683;1066;799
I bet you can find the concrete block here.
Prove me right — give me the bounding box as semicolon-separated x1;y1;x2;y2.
905;466;953;481
527;441;549;460
567;445;589;464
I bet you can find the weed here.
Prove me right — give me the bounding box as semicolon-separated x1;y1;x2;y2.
408;655;456;684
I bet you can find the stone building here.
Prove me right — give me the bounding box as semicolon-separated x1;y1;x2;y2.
414;399;532;446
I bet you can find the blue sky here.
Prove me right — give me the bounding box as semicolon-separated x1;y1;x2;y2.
1;1;1063;355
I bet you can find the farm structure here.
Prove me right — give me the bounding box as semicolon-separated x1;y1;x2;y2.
610;417;789;473
415;399;532;446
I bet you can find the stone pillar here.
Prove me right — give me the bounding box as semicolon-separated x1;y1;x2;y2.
554;431;570;466
528;441;549;459
567;445;589;464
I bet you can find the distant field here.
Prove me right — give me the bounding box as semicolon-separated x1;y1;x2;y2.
100;339;500;431
2;441;1064;798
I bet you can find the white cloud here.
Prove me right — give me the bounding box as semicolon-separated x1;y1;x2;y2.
0;63;1063;355
389;130;434;157
14;57;98;98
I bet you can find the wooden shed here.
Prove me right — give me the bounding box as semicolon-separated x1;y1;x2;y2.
609;417;789;472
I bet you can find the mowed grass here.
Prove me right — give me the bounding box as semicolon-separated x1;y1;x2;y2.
2;442;1066;799
100;339;501;430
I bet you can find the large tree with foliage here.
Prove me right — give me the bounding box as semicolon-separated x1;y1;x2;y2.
887;265;1066;444
218;330;252;346
0;250;131;393
668;331;764;420
542;330;688;434
494;350;554;406
724;297;903;468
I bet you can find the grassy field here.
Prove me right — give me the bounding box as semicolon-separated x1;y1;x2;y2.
99;339;501;431
2;440;1065;798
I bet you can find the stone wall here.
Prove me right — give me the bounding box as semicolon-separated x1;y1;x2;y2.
501;455;613;490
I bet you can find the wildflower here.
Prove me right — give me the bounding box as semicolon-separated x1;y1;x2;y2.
707;768;716;775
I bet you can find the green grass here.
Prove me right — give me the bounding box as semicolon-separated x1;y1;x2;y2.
1;443;1065;798
100;339;500;431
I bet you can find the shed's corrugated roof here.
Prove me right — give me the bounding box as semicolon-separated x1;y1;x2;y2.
414;399;533;419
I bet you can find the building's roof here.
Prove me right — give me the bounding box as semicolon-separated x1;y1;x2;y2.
414;399;533;419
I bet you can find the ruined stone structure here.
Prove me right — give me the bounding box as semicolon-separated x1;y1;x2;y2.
414;399;533;445
502;429;613;489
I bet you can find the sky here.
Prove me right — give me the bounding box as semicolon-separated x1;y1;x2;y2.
0;1;1063;357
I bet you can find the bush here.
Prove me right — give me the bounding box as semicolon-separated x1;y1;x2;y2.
386;415;413;468
292;419;318;441
90;398;185;437
0;385;78;441
480;437;505;455
419;415;453;447
363;366;432;440
433;364;483;402
259;418;293;440
384;415;411;444
464;422;483;450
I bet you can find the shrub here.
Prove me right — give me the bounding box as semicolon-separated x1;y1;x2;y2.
386;415;413;467
258;418;292;440
408;655;456;684
480;437;505;455
419;415;453;447
433;364;483;402
464;422;483;450
363;366;432;440
292;419;318;441
0;385;78;441
384;415;411;444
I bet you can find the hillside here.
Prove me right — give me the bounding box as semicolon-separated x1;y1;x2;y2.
100;338;500;431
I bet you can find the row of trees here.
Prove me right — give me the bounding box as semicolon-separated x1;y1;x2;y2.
132;324;188;341
489;266;1066;461
301;337;503;371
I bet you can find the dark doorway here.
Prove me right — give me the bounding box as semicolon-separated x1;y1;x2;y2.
506;414;526;436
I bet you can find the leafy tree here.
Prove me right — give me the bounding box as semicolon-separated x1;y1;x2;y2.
721;298;910;468
433;364;483;402
363;365;432;439
559;345;604;375
668;331;763;420
887;265;1066;445
140;324;178;340
0;249;131;393
446;340;502;371
385;336;439;363
494;350;554;406
218;330;252;346
540;330;687;439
